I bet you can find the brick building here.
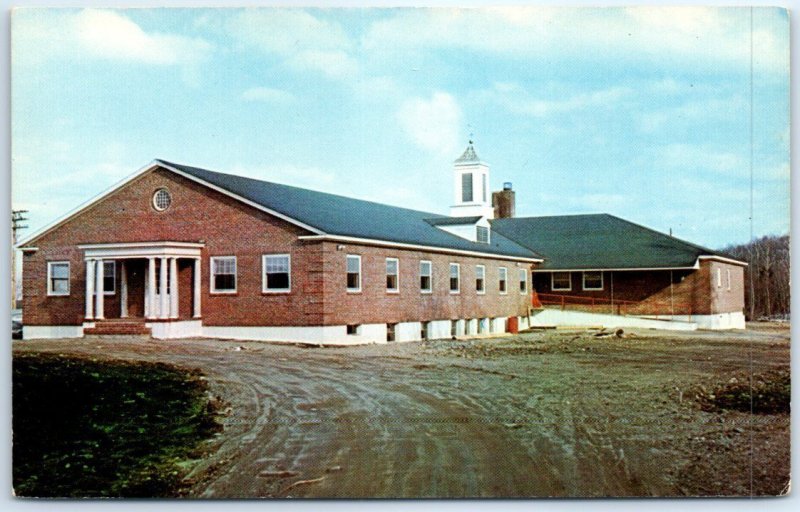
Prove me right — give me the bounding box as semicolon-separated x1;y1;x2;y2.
18;142;746;342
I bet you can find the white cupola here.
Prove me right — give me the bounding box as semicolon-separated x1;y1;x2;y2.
450;141;494;219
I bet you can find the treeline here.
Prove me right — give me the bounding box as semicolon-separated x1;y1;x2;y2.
720;235;790;320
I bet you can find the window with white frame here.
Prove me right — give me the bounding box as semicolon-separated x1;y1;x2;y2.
498;267;508;294
47;261;70;296
461;173;473;202
211;256;237;293
519;268;528;294
716;268;722;288
727;268;732;291
93;261;116;295
347;255;361;292
583;271;603;290
476;226;490;244
475;265;485;293
551;272;571;291
386;258;399;292
263;254;291;292
449;263;460;293
419;260;432;293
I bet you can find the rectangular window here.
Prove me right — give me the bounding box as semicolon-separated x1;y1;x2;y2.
211;256;237;293
461;173;473;202
475;265;486;293
347;255;361;292
419;260;432;293
482;174;487;203
47;261;70;296
727;268;732;291
583;271;603;290
386;258;399;293
476;226;489;243
716;268;722;288
347;324;360;335
551;272;571;291
519;268;528;294
499;267;508;294
449;263;460;293
263;254;291;292
387;323;396;342
101;261;116;294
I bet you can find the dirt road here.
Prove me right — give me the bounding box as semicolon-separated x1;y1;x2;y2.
13;324;790;497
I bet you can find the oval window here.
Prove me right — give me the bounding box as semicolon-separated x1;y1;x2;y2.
152;188;172;211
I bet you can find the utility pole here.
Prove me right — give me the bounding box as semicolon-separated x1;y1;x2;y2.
11;210;28;310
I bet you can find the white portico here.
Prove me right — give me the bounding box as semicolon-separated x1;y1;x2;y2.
79;241;204;337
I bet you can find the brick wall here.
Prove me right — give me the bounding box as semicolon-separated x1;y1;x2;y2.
22;165;534;328
319;241;532;325
532;260;745;316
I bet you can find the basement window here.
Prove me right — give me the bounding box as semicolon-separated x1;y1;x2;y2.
211;256;237;293
387;323;396;342
263;254;291;292
551;272;571;291
386;258;399;293
346;255;361;292
499;267;508;294
347;324;361;335
449;263;460;293
476;265;486;294
47;261;70;296
419;260;432;293
583;271;603;291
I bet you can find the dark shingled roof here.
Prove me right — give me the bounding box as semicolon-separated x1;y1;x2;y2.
158;160;536;259
491;214;720;270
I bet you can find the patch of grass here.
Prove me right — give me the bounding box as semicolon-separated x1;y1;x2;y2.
697;369;790;414
13;354;222;497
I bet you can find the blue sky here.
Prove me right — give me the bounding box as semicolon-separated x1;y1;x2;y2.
12;6;789;249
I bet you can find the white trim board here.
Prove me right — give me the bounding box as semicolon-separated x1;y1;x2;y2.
300;234;541;263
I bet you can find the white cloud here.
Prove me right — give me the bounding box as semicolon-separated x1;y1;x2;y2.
484;82;631;118
361;7;787;73
13;9;212;67
73;10;211;65
241;87;295;103
396;92;463;155
227;9;359;80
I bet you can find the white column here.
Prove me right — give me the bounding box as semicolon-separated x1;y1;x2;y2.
120;260;128;318
159;257;168;319
169;257;179;319
95;258;104;320
147;257;157;319
85;260;95;320
193;258;202;318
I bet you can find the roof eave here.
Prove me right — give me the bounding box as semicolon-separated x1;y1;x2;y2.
298;234;542;263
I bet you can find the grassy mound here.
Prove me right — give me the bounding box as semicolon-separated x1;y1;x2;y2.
13;354;222;497
697;369;790;414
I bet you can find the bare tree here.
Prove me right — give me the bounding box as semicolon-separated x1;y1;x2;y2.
721;235;790;320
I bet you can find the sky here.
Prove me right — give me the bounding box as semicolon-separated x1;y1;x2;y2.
11;6;790;249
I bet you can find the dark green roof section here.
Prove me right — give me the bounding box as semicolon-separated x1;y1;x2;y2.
491;214;721;270
157;160;536;259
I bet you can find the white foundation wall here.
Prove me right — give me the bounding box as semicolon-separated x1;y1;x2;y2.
395;321;423;342
426;320;452;340
149;320;203;339
23;325;83;340
518;315;531;330
465;319;478;335
671;312;746;330
530;309;698;331
490;317;507;334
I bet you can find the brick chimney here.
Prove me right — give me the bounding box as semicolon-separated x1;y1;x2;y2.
492;182;515;219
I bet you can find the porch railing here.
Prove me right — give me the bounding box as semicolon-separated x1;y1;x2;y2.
534;292;693;320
